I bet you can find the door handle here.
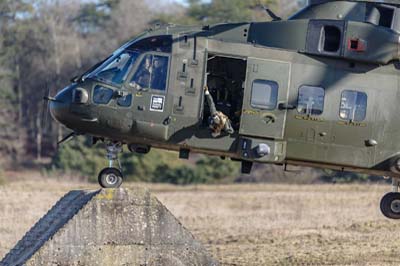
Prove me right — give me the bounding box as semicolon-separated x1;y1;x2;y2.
278;103;296;110
365;139;378;147
81;118;98;122
163;116;172;125
263;115;276;124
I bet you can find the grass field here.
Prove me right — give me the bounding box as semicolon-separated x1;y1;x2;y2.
0;173;399;265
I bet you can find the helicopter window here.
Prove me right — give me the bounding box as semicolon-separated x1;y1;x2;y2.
297;86;325;116
89;51;140;86
250;80;278;110
126;35;173;53
117;94;133;107
129;54;169;91
339;90;367;122
93;86;114;104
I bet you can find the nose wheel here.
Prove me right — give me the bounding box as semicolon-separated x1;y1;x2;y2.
98;142;124;188
380;178;400;219
98;167;123;188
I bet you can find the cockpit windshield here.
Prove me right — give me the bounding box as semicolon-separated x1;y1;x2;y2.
86;51;140;86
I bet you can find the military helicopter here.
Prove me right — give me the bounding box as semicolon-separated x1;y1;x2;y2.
48;0;400;219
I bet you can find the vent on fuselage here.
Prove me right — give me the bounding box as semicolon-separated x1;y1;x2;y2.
320;25;341;53
306;19;345;57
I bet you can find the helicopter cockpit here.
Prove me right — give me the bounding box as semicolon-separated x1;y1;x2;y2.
49;35;173;136
83;35;172;91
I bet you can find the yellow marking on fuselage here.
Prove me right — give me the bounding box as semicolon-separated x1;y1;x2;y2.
295;115;325;122
337;121;367;127
243;109;260;115
243;109;275;117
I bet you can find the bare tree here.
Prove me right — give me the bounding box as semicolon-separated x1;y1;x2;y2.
106;0;153;45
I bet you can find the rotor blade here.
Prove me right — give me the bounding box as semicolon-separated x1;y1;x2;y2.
261;5;282;21
266;8;282;21
57;132;76;147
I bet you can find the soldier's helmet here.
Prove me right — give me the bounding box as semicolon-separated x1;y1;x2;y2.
208;114;221;131
211;114;221;125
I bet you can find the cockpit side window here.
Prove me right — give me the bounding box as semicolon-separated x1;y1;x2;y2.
130;55;152;89
129;54;169;92
151;55;169;91
89;51;139;86
126;35;173;53
93;86;114;104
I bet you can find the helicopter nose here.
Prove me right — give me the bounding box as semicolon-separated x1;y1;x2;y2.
49;85;73;124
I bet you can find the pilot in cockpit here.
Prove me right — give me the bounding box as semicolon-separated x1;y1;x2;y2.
130;55;152;90
151;57;167;91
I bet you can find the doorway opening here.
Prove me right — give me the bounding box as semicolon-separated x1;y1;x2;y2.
203;54;247;130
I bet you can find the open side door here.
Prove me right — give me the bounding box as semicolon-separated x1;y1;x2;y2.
240;58;291;140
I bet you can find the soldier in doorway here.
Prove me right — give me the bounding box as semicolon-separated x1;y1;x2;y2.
204;86;234;138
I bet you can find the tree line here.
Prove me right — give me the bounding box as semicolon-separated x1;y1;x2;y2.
0;0;157;163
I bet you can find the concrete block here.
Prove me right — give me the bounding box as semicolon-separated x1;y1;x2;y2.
1;188;217;266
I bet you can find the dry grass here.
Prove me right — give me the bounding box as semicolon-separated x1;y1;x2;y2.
0;174;399;265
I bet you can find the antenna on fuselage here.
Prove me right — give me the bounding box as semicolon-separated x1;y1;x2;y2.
261;5;282;21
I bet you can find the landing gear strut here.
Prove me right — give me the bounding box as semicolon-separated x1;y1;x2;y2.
380;178;400;219
98;142;123;188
